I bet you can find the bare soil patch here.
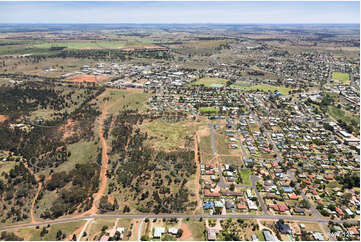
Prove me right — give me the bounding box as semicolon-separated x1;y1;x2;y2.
0;115;8;122
66;74;110;83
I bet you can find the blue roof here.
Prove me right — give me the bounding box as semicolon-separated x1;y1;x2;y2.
275;173;284;177
282;187;293;193
203;201;213;209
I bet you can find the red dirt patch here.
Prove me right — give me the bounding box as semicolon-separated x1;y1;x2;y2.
66;74;110;83
0;115;8;122
180;223;192;241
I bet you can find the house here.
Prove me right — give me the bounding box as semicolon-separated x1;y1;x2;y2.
100;235;109;241
336;207;344;216
203;201;214;210
344;208;354;216
246;189;253;198
204;189;220;197
225;201;235;209
237;203;248;210
247;199;258;210
116;228;125;239
214;200;224;208
263;230;275;241
313;232;324;241
282;187;293;193
153;227;165;238
293;207;305;215
168;228;178;235
288;193;298;200
290;223;301;236
252;234;259;241
347;227;359;235
208;229;217;241
276;220;292;234
278;204;289;212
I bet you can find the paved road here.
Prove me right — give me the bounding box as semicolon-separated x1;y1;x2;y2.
251;175;269;216
236;129;248;158
0;214;358;232
137;219;144;241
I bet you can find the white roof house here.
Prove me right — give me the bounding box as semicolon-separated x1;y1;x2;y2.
153;227;165;238
168;227;178;235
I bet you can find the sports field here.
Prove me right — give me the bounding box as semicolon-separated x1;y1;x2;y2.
199;107;218;114
188;77;228;87
332;72;350;85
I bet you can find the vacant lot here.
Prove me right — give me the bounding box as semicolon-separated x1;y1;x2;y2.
239;169;252;185
10;221;85;241
141;119;195;151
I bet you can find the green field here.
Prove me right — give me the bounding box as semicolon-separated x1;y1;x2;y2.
140;119;195;151
238;169;252;185
33;41;127;49
230;84;293;95
332;72;350;85
199;107;218;114
199;135;214;162
188;77;228;87
328;105;360;136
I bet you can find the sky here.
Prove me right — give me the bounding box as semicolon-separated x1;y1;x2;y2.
0;1;359;24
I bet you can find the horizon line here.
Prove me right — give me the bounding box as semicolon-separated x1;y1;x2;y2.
0;22;359;25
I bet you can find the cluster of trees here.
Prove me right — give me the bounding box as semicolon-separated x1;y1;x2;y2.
105;110;196;213
0;162;36;223
0;82;65;119
98;195;119;212
0;231;23;241
41;163;100;219
336;172;360;189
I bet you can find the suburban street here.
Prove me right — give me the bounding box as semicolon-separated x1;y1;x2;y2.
0;213;358;232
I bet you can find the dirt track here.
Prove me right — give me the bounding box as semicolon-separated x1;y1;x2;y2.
23;162;41;224
79;92;124;216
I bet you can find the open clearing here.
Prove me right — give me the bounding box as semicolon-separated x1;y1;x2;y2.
188;77;228;87
66;74;110;83
10;221;85;241
238;169;252;185
332;72;350;85
231;84;293;95
140;119;195;151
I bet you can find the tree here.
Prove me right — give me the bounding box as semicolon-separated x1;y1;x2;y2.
101;225;108;232
72;234;77;241
176;229;183;238
141;235;150;241
40;227;48;237
229;184;235;191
